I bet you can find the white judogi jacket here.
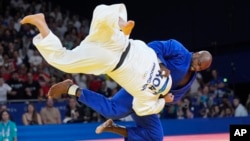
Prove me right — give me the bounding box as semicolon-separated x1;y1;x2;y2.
33;3;172;116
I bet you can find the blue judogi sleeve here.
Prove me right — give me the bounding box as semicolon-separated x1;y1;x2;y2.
147;39;192;89
148;39;194;102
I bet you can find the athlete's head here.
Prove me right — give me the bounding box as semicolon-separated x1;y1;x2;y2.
190;50;212;71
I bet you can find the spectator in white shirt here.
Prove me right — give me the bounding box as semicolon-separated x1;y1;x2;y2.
233;96;248;117
28;49;43;67
0;77;12;103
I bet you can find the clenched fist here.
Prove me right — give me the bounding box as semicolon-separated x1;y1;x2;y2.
163;93;174;103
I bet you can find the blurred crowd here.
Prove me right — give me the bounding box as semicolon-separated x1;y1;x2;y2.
161;69;250;119
0;0;249;132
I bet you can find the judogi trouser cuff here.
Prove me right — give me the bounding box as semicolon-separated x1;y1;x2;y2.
68;84;79;96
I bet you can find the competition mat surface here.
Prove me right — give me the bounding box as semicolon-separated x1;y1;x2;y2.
82;133;229;141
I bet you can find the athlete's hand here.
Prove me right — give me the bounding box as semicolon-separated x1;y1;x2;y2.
159;63;170;77
163;93;174;103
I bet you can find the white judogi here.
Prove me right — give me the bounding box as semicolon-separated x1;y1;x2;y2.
33;3;172;116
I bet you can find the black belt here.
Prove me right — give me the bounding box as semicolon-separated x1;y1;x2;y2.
112;42;131;72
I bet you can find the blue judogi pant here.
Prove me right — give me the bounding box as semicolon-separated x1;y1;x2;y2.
77;72;196;141
78;88;164;141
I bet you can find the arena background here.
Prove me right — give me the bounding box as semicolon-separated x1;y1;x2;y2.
0;0;250;140
48;0;250;101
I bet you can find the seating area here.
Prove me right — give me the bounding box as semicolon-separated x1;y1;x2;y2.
17;116;250;141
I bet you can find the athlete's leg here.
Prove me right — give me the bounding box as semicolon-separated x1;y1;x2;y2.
95;114;164;141
48;79;134;119
95;119;128;137
79;88;134;119
125;113;164;141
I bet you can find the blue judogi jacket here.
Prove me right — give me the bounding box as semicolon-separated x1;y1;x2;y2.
148;39;197;102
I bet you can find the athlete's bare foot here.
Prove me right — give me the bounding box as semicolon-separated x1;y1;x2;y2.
48;79;73;99
20;13;50;38
95;119;114;134
121;20;135;35
20;13;45;25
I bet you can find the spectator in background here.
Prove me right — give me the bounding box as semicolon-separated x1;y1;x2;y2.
63;97;84;124
40;98;61;124
34;64;51;82
189;72;203;96
12;50;23;69
28;49;43;69
0;44;5;66
0;104;7;113
218;95;234;117
38;77;50;99
181;97;195;119
161;104;177;119
245;93;250;116
23;72;42;99
81;106;94;123
18;64;29;82
6;71;25;100
0;104;8;121
219;94;233;109
97;80;112;98
0;110;17;141
209;104;221;118
199;107;210;118
91;112;105;122
22;103;42;125
21;35;34;60
105;76;118;91
208;69;232;98
0;66;11;81
176;106;185;119
72;73;88;89
0;77;12;103
233;96;248;117
88;75;102;92
223;107;234;117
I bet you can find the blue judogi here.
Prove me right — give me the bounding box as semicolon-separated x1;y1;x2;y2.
148;39;196;102
148;39;193;90
78;39;196;141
